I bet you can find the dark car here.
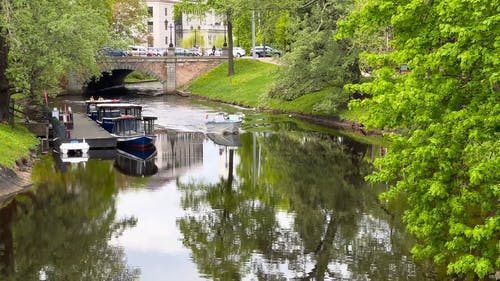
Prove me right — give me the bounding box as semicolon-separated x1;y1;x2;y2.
250;46;281;57
102;47;127;57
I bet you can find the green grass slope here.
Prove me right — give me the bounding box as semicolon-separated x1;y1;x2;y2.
0;124;39;169
188;59;343;115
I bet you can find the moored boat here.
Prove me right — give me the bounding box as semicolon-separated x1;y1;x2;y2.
107;115;157;150
59;139;90;158
94;103;157;150
85;98;121;121
95;103;143;132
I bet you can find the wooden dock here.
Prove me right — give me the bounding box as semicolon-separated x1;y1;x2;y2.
66;113;116;149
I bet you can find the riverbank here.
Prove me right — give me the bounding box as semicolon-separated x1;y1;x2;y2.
0;58;372;202
0;123;39;203
0;162;34;204
186;58;376;136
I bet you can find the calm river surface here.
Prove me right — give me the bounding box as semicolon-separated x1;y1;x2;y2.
0;83;434;280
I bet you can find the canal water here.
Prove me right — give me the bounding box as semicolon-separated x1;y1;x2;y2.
0;83;434;280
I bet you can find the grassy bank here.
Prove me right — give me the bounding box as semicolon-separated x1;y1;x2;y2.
187;59;343;116
0;123;39;169
125;71;156;83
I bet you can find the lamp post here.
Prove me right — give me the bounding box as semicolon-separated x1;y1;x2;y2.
194;27;197;47
223;21;227;47
169;24;173;47
237;26;240;47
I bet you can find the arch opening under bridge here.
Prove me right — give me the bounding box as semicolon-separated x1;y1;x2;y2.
68;56;226;94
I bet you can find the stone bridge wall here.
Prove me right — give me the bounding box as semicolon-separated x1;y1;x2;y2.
74;56;226;94
174;58;223;88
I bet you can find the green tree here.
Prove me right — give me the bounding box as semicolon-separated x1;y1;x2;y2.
175;0;237;76
0;0;117;122
109;0;148;46
338;0;499;279
268;0;361;114
175;0;293;76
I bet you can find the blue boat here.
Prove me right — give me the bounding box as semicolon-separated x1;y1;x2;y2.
108;115;157;150
95;103;143;130
95;103;157;150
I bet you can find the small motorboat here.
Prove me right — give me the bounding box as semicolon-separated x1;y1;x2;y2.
205;112;244;134
59;139;90;158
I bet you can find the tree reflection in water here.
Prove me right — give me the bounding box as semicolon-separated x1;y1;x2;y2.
0;156;140;280
177;131;431;281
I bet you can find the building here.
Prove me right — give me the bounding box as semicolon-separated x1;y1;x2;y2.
145;0;226;50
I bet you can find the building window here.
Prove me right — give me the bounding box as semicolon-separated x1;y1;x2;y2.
165;21;168;30
148;7;153;17
148;21;153;33
164;8;168;16
165;36;168;44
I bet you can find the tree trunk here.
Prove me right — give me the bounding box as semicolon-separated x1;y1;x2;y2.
0;25;11;123
226;14;234;77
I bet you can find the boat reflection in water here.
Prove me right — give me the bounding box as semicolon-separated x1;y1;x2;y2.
206;132;242;182
206;133;242;148
114;145;158;177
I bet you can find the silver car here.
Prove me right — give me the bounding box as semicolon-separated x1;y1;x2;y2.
233;47;246;57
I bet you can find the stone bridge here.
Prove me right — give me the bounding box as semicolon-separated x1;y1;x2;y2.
68;53;227;94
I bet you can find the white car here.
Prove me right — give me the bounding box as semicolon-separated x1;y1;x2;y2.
233;47;246;57
128;45;147;56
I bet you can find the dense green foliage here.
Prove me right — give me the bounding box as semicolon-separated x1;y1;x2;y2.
269;0;361;106
0;123;38;169
0;0;145;169
2;0;110;100
109;0;148;46
338;0;499;279
0;0;146;122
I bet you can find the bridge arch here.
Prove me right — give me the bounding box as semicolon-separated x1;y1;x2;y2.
102;64;165;82
69;55;226;94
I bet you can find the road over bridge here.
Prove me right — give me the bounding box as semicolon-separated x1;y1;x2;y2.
67;53;227;94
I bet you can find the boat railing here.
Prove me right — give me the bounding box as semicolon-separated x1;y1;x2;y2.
142;116;157;135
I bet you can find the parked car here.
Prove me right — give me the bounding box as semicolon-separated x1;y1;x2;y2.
147;47;165;56
250;46;281;57
233;46;246;57
188;47;202;56
101;47;127;57
175;47;191;56
128;45;147;56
